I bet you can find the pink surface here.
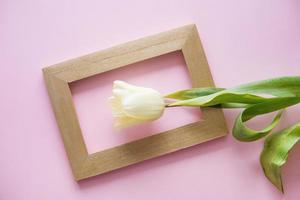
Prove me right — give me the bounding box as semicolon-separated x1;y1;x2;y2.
1;0;300;199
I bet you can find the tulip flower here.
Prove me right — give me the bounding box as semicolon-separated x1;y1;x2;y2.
109;80;165;129
108;77;300;193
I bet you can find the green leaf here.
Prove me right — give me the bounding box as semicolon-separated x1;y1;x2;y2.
241;97;300;121
212;103;250;108
167;77;300;107
165;88;251;108
233;97;300;142
229;76;300;97
260;124;300;193
233;110;283;142
165;87;225;100
167;92;272;107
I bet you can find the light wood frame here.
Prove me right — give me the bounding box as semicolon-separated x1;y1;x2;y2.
43;24;228;181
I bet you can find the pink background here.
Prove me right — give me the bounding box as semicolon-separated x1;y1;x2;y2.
1;0;300;199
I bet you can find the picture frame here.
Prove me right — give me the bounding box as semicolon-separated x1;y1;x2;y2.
43;24;228;181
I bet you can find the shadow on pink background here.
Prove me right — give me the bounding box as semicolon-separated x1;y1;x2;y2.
1;0;300;199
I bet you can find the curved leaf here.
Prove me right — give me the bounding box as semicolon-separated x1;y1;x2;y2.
260;124;300;193
233;97;300;142
233;111;283;142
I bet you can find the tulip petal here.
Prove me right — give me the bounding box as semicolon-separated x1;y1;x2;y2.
113;115;144;129
122;92;164;120
110;81;165;129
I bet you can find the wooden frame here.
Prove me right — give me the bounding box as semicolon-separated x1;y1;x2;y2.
43;24;228;181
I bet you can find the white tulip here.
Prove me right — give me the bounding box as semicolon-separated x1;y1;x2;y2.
109;80;165;129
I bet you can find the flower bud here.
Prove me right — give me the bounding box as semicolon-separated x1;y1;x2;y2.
109;81;165;129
